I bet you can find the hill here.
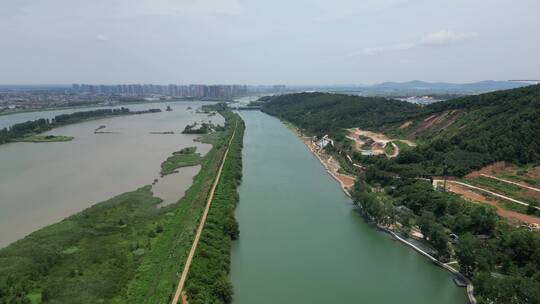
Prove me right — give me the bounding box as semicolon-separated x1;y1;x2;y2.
262;92;419;138
387;84;540;175
263;85;540;176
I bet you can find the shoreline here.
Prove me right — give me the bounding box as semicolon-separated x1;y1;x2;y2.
285;120;477;304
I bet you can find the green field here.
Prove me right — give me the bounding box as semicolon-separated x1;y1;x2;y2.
0;106;244;304
160;146;203;176
464;176;539;215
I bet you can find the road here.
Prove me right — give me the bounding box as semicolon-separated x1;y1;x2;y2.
434;179;540;211
171;123;237;304
480;174;540;193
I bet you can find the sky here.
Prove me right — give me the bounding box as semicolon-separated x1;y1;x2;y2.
1;0;539;85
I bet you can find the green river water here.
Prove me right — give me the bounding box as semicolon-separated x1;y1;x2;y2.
230;111;467;304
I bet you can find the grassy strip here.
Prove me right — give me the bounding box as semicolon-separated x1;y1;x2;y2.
124;112;239;303
184;114;245;304
160;147;203;176
0;107;242;304
13;135;74;143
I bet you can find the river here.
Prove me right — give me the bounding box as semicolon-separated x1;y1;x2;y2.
0;102;223;248
230;111;467;304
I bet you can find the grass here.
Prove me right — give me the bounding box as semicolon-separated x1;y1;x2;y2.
0;186;164;303
393;140;413;152
384;142;395;155
465;176;540;216
0;107;244;304
160;147;203;176
497;165;540;187
14;135;74;143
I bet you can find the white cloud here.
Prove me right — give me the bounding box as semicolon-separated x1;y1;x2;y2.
314;0;409;21
358;30;479;56
360;43;415;55
420;30;479;46
96;34;109;42
116;0;245;17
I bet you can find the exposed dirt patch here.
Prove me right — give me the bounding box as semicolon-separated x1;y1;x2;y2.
399;120;413;129
347;128;415;157
527;189;540;200
529;166;540;180
466;161;515;178
447;183;540;225
409;110;462;139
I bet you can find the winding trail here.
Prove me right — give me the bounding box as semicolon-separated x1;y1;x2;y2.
171;122;237;304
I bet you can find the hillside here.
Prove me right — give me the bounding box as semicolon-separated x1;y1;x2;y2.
262;92;420;137
263;85;540;176
387;84;540;175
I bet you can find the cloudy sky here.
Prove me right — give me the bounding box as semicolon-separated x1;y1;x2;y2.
1;0;539;85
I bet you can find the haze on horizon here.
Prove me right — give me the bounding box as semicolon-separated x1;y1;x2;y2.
1;0;539;85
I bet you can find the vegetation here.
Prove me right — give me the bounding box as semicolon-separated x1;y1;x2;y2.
185;111;245;304
0;105;244;304
0;186;164;303
264;86;540;304
160;147;202;176
384;143;395;156
0;108;161;145
182;122;222;134
262;92;419;139
13;135;74;143
264;85;540;176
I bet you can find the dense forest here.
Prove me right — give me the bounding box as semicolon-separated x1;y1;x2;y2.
264;86;540;304
262;92;419;138
0;108;161;145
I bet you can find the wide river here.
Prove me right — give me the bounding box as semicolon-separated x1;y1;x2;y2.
0;101;223;247
230;111;467;304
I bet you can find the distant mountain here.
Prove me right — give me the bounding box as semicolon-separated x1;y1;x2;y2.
362;80;528;95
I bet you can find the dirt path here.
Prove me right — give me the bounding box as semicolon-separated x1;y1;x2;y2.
442;180;540;210
480;174;540;193
171;123;237;304
441;181;540;225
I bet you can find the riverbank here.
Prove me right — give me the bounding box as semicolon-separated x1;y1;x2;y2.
0;107;242;303
283;118;476;304
282;121;355;196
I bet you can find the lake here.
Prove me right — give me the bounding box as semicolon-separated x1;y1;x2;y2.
0;102;222;247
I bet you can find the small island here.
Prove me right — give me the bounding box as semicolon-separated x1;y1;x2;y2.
14;135;74;143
